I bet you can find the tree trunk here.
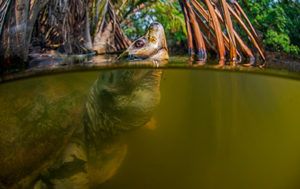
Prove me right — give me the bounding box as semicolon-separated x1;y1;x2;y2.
0;0;129;69
0;0;49;66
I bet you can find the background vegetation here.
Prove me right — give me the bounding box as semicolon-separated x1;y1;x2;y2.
240;0;300;55
120;0;300;55
119;0;187;53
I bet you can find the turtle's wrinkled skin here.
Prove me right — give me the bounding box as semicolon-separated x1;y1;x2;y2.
33;69;163;189
119;22;169;62
0;23;169;189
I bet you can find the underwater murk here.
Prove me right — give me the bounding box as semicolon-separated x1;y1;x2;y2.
1;58;300;189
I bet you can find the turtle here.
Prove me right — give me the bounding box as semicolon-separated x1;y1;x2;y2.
0;22;169;189
118;22;169;63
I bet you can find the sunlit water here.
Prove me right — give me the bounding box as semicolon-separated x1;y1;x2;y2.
1;67;300;189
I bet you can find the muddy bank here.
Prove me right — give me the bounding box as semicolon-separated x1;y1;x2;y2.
266;51;300;72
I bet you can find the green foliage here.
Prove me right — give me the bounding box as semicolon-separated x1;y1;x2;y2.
240;0;300;55
119;0;299;55
119;0;186;47
264;30;299;54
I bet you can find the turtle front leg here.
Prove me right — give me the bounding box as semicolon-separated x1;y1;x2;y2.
34;141;89;189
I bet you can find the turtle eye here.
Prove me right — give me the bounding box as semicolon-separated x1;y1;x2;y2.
134;39;145;48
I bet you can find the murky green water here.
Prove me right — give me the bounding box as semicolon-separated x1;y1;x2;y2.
1;68;300;189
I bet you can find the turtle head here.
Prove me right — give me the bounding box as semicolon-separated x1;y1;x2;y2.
119;22;169;62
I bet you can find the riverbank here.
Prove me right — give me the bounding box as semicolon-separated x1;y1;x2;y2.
266;51;300;72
